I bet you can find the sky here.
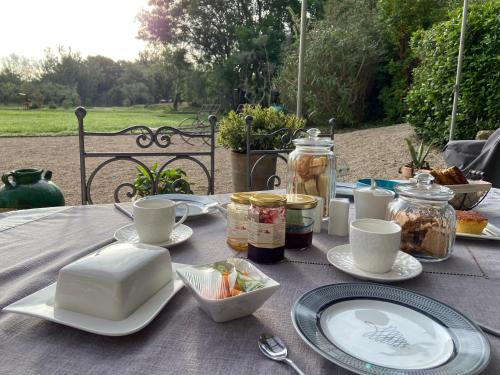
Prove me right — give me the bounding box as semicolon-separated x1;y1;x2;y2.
0;0;148;61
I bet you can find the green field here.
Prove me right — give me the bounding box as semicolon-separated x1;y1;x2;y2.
0;106;201;136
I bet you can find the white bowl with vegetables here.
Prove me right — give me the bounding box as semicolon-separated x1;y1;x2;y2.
176;258;280;322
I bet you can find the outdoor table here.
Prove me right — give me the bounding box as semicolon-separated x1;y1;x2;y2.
1;189;499;374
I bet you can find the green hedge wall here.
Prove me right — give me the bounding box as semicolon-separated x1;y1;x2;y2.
406;0;500;144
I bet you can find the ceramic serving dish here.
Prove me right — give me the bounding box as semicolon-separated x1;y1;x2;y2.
176;258;279;322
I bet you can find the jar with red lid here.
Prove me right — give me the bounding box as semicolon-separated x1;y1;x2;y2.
247;193;286;264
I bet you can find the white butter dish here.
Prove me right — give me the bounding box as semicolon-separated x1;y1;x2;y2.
55;242;173;321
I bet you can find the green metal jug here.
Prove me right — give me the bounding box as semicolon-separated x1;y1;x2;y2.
0;169;65;209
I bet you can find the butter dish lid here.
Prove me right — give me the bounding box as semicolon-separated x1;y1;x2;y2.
59;242;169;278
396;173;454;201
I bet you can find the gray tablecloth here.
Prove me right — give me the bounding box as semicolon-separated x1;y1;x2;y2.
1;191;499;374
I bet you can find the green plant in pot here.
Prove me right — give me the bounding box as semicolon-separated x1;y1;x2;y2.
134;163;193;198
218;105;305;192
399;138;433;179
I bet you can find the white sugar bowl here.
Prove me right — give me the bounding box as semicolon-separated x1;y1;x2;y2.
354;179;395;220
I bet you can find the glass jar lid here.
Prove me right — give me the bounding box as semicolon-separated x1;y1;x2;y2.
230;192;254;205
395;173;454;201
285;194;317;209
250;193;286;207
293;128;333;147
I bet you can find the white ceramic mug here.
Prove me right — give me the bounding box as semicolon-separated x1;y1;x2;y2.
133;198;189;244
349;218;401;273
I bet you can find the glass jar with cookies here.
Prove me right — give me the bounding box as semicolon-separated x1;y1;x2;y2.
387;172;456;261
287;128;336;217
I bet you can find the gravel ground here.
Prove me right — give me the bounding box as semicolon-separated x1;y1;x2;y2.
0;123;445;206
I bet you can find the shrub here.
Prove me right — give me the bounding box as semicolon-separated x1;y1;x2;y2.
134;163;192;196
377;0;459;122
406;0;500;144
275;0;384;128
218;105;305;152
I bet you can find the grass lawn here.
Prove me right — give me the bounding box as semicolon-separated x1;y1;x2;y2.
0;106;202;136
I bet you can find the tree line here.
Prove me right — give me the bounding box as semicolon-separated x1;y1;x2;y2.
1;0;492;134
0;47;201;109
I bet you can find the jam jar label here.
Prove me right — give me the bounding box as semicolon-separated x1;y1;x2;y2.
227;208;248;241
247;206;285;249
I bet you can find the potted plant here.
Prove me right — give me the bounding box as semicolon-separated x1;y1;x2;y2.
218;105;305;191
399;138;433;179
133;163;193;199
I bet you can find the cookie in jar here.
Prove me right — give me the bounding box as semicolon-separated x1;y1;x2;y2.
387;173;456;261
287;128;336;217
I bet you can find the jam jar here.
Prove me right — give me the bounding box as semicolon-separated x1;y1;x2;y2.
287;128;336;217
387;173;456;261
285;194;317;250
226;192;254;252
247;193;286;263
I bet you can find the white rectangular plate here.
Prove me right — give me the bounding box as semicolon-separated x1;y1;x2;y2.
2;263;187;336
456;223;500;241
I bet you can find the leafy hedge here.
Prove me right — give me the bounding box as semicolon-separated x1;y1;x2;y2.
275;0;384;128
218;105;305;152
406;0;500;144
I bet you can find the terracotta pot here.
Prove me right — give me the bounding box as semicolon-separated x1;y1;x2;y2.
230;151;277;192
399;165;414;180
399;162;432;180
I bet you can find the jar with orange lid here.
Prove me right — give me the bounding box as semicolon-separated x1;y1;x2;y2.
226;192;254;251
247;193;287;264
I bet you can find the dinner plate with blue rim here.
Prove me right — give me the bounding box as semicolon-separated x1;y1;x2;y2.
291;283;490;375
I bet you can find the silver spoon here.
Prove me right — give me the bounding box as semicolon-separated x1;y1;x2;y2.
258;333;305;375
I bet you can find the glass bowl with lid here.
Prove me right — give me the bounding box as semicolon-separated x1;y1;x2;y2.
387;173;456;262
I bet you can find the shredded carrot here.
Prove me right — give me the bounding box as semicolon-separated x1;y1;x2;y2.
230;288;243;297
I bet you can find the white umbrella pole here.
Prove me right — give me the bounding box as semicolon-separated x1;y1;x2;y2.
449;0;469;141
296;0;307;118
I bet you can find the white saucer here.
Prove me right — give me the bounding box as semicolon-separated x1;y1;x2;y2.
114;223;193;247
327;244;422;282
2;263;187;336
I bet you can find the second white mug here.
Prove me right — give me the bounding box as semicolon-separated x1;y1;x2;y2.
349;218;401;273
133;198;189;244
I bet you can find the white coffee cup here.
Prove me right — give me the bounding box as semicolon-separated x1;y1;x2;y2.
349;218;401;273
133;198;189;244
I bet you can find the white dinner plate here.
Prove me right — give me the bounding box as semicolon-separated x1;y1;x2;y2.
327;244;422;282
292;283;490;375
320;299;454;369
456;223;500;241
2;263;187;336
143;194;219;218
114;223;193;247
